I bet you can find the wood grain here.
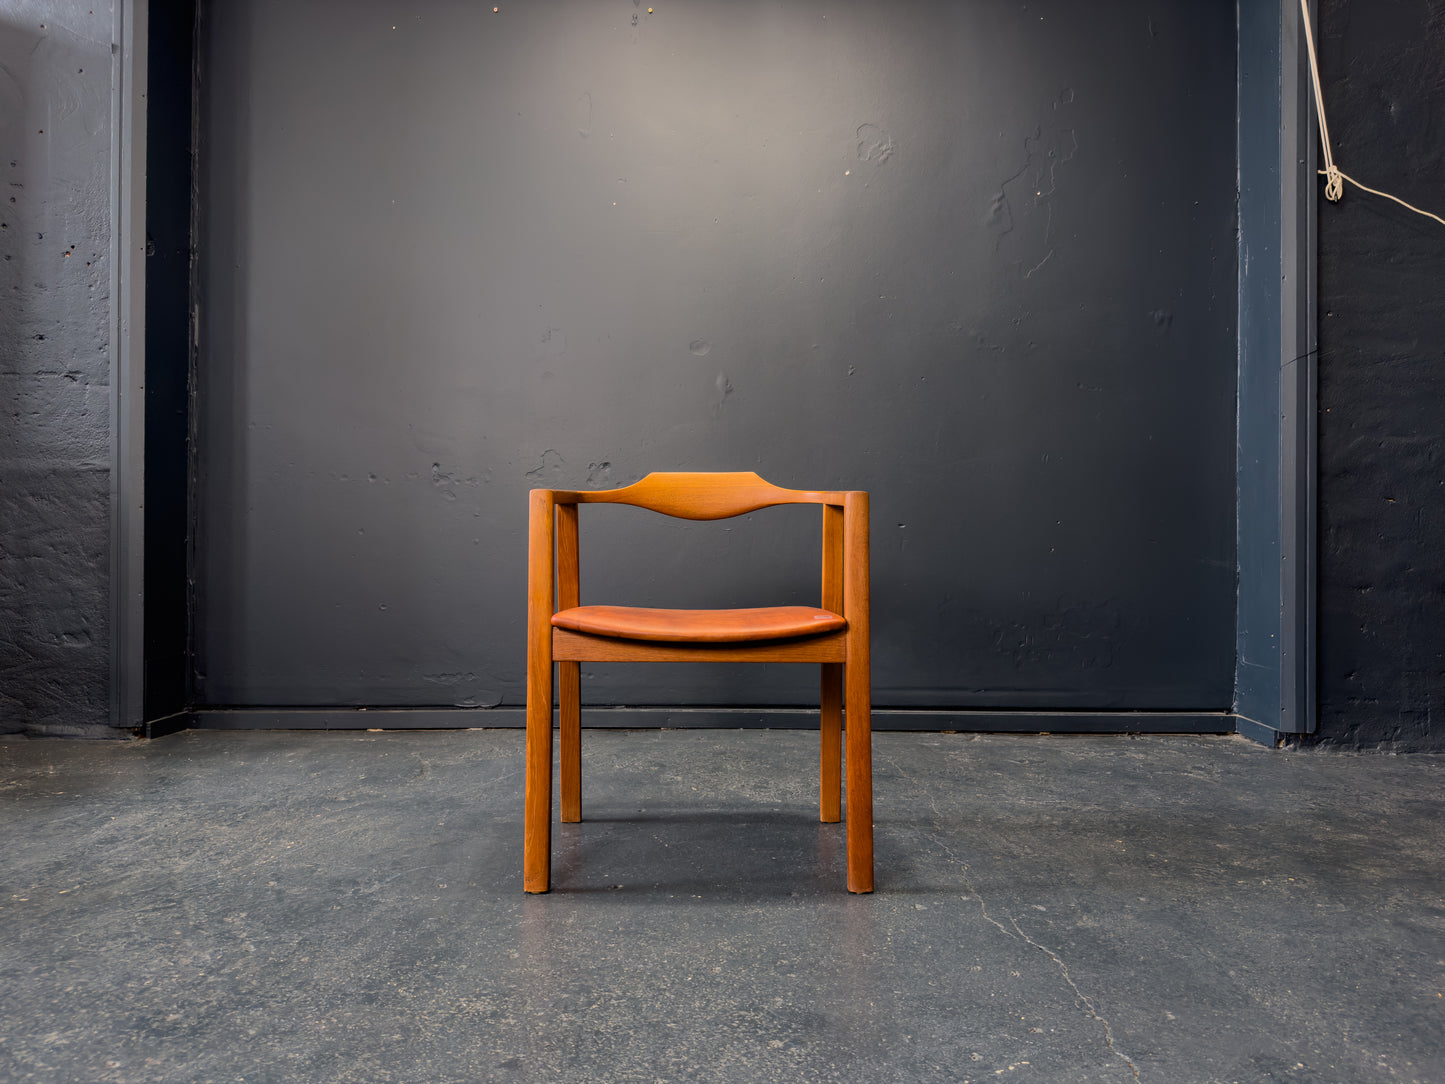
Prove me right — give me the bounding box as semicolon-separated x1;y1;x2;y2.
557;503;580;611
557;504;581;823
821;502;846;825
822;503;843;614
524;489;556;893
550;471;850;521
552;626;846;663
559;660;581;823
820;662;843;823
843;490;874;893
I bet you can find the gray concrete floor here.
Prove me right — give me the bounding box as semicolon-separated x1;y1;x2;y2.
1;729;1442;1084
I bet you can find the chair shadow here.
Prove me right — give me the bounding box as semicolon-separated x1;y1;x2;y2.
547;809;858;898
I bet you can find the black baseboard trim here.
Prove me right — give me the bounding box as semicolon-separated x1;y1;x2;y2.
184;707;1235;734
1234;715;1283;748
142;711;191;740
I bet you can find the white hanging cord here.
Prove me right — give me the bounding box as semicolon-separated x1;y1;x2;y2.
1298;0;1445;227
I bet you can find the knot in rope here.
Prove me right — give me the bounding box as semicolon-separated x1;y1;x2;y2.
1322;163;1344;203
1299;0;1445;225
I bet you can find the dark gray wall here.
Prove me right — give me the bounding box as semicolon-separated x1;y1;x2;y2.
1315;0;1445;750
143;0;196;721
8;2;1440;745
195;0;1239;713
0;2;117;737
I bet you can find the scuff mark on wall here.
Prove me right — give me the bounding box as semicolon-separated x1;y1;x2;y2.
421;672;503;708
711;372;734;416
525;449;566;480
856;123;894;165
990;90;1078;280
995;598;1122;673
430;462;484;502
576;90;592;139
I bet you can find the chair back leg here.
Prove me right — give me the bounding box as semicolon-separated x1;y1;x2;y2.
525;489;557;893
560;661;582;823
820;662;843;823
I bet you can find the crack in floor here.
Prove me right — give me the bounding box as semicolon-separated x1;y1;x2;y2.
881;747;1141;1082
1006;913;1141;1082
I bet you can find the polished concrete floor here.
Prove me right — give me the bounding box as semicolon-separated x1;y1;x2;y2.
1;728;1443;1083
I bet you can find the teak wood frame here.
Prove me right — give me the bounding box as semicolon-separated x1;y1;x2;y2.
525;472;873;893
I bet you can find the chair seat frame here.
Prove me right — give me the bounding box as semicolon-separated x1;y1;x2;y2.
525;471;873;893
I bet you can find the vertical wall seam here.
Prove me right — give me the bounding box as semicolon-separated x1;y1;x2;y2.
1233;0;1244;718
184;0;204;714
108;0;124;726
111;0;148;730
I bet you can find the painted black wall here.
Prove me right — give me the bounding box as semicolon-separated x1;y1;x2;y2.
0;2;117;737
193;0;1240;715
10;2;1437;744
1315;0;1445;750
143;0;196;721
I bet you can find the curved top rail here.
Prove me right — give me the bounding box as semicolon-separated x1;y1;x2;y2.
544;471;851;520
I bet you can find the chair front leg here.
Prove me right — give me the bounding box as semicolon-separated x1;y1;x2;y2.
524;488;556;893
560;660;581;822
844;656;873;893
843;490;873;893
524;654;554;892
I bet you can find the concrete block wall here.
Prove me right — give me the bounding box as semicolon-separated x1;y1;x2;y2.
1315;0;1445;751
0;2;116;736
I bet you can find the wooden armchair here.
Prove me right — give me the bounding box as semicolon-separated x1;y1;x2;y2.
525;471;873;893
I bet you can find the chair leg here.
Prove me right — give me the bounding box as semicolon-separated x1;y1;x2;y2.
845;658;874;893
559;661;581;823
820;663;842;823
524;661;554;894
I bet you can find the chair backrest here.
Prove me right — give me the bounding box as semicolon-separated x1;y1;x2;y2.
533;472;865;621
549;471;849;520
